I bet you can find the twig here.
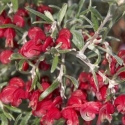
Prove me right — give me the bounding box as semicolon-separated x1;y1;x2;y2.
57;54;66;99
80;12;112;53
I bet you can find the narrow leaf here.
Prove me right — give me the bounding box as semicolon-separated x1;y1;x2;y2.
51;55;58;73
14;114;22;125
10;53;26;60
19;112;32;125
11;0;18;12
65;75;79;88
71;30;84;50
0;24;23;33
91;12;99;31
5;105;21;113
88;44;101;65
90;7;103;20
58;3;68;25
0;5;6;14
44;11;54;21
0;114;8;125
76;0;85;16
39;79;59;100
25;7;52;22
92;71;99;92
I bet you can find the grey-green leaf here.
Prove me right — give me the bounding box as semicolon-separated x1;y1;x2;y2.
0;5;6;15
58;3;68;25
14;114;22;125
10;53;26;60
19;112;32;125
91;12;99;31
39;79;60;100
25;7;52;22
0;114;8;125
90;7;103;21
51;55;59;73
71;30;84;50
76;0;85;16
5;105;21;113
65;75;79;88
11;0;18;12
0;24;23;33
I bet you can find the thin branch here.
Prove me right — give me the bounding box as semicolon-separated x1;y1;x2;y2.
80;12;112;53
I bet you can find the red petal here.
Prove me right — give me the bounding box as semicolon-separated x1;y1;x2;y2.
9;77;25;88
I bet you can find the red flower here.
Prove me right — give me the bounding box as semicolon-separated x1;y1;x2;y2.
13;14;25;27
55;28;71;49
29;90;40;109
122;115;125;125
56;36;71;49
28;27;46;42
39;60;50;70
62;108;79;125
114;95;125;114
0;50;13;64
96;85;108;101
97;102;114;125
37;5;53;13
32;100;53;117
9;77;25;88
44;24;51;33
42;37;53;52
15;8;28;17
19;40;43;58
22;61;29;71
59;28;72;39
40;107;61;125
80;101;102;121
4;28;16;47
0;77;26;107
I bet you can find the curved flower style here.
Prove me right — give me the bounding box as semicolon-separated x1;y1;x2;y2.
97;102;114;125
0;77;26;107
19;40;43;58
62;108;79;125
80;101;102;121
114;95;125;114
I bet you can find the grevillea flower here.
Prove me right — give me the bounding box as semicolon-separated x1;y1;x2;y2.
89;73;104;92
122;115;125;125
37;5;53;13
13;14;25;27
28;27;46;42
40;107;61;125
15;8;28;17
0;50;13;64
67;90;87;111
32;100;53;117
97;102;114;125
42;37;53;52
80;101;102;121
0;77;26;107
96;85;108;101
19;40;43;58
62;108;79;125
55;28;71;49
114;95;125;114
39;60;50;70
4;28;16;47
22;61;29;71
